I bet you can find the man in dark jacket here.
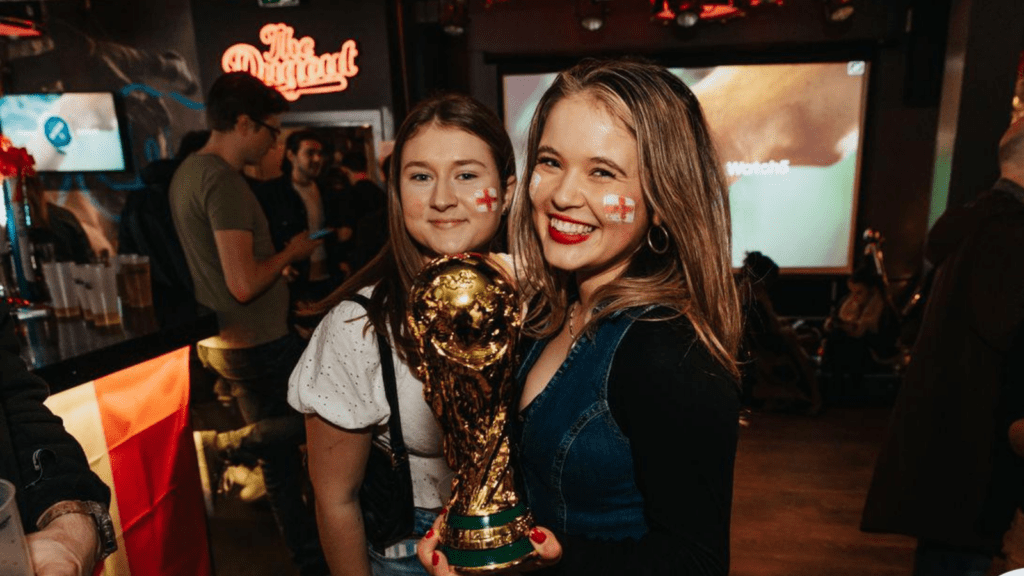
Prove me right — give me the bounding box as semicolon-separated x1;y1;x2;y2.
254;129;344;307
861;119;1024;575
1;299;116;574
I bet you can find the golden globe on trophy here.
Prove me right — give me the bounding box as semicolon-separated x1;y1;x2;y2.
407;253;536;573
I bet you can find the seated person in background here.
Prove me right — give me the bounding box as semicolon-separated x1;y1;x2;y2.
739;251;821;414
255;130;345;307
118;130;211;312
1;299;117;574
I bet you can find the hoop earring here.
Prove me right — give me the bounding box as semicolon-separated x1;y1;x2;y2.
646;224;670;255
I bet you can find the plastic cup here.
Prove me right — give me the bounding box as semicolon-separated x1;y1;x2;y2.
0;479;35;575
122;255;153;308
72;264;94;324
41;261;80;319
89;263;121;327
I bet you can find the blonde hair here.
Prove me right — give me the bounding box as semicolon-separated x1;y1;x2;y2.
508;58;742;378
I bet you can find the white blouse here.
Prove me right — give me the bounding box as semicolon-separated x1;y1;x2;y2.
288;287;453;509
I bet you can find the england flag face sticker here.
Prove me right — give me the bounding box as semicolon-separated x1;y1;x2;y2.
603;194;636;224
475;187;499;212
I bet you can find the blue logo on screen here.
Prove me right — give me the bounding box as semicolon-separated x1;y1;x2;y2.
44;116;71;148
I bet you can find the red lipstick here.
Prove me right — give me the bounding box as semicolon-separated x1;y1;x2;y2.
548;215;592;245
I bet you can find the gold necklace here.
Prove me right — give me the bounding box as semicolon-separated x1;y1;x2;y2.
568;301;578;341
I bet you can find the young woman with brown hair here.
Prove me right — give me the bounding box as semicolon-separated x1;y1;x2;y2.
289;92;516;576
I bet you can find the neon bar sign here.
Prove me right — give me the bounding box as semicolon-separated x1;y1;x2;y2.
221;23;359;101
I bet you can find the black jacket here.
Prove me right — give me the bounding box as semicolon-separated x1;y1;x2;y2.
862;179;1024;548
0;300;110;532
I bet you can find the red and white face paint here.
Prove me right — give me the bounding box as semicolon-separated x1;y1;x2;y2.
602;194;636;224
474;187;500;212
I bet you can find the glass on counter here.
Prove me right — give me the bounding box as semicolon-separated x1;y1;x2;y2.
88;263;121;327
71;263;94;324
40;261;80;319
119;254;153;308
0;479;34;575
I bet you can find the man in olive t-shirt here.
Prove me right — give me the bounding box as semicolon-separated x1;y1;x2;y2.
172;152;293;347
169;72;327;576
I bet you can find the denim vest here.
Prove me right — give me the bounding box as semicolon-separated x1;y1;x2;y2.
512;308;653;540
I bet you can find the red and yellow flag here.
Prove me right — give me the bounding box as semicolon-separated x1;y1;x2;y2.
45;347;211;576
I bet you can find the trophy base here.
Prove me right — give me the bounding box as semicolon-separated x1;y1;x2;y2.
439;503;536;574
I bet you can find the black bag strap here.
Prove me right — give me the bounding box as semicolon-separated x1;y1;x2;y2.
347;294;408;463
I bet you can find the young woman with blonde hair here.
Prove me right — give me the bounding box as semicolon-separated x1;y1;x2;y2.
422;58;741;576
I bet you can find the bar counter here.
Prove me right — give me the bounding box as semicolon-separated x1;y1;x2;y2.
15;303;217;393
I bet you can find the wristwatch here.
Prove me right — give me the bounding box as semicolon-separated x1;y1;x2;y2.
36;500;118;561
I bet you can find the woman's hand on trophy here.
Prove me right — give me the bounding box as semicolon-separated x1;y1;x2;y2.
519;526;563;572
417;514;452;575
417;514;563;575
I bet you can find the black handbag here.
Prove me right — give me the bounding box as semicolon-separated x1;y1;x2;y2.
349;294;416;550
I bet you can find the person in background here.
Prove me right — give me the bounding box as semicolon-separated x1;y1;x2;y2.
255;130;345;308
1;299;118;575
348;154;391;273
338;150;387;237
861;118;1024;576
289;92;515;576
168;71;327;576
118;129;210;314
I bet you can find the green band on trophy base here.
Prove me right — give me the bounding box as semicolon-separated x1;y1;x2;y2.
446;503;528;531
440;537;535;569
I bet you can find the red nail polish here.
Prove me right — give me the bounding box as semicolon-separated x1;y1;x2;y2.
425;529;434;539
530;528;547;544
441;507;448;515
432;551;440;566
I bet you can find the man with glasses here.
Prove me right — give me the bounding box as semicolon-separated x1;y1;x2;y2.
170;71;328;576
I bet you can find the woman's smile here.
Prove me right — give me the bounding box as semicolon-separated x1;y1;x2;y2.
548;214;595;244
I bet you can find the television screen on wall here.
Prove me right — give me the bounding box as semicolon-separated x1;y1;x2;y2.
502;60;870;274
0;92;130;173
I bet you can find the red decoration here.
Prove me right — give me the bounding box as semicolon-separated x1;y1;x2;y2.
0;135;36;178
475;189;499;212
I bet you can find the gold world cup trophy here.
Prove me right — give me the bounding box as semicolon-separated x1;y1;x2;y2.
407;253;535;573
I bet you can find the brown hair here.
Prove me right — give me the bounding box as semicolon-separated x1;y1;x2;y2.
205;72;289;132
508;58;742;378
310;92;515;363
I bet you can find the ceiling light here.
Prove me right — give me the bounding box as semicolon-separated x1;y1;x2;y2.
441;0;468;36
578;0;609;32
676;4;700;27
581;15;604;31
824;0;854;22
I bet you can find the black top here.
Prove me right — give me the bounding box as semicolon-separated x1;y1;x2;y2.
0;300;111;532
538;314;740;575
